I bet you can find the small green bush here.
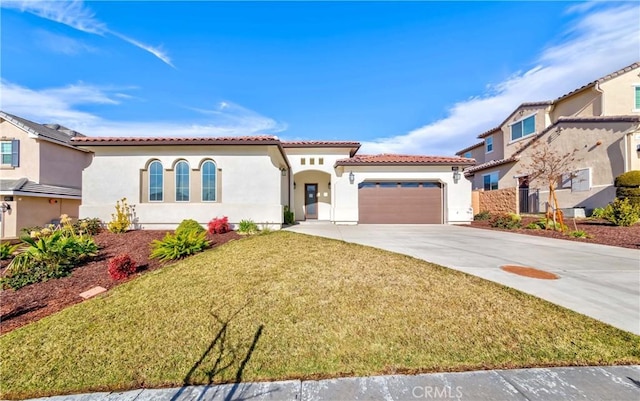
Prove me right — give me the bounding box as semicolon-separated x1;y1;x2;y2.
238;219;259;235
569;230;591;238
107;198;132;234
614;170;640;188
602;198;640;227
0;242;20;260
150;231;209;261
176;219;205;236
283;206;295;225
616;187;640;206
590;207;606;219
525;222;541;230
2;223;98;290
489;213;521;229
73;218;103;236
474;211;491;221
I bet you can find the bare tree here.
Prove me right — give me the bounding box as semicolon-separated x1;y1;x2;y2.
517;139;579;230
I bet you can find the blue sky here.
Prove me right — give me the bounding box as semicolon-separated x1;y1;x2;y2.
1;1;639;156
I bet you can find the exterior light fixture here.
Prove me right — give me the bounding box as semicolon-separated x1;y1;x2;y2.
452;166;461;183
280;168;287;176
293;182;297;189
349;171;355;184
328;182;331;189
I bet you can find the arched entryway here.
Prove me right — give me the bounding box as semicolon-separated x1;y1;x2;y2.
293;170;332;221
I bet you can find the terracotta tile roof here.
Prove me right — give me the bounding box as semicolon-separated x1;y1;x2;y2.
463;156;519;176
71;135;280;145
455;141;484;155
281;140;361;147
335;154;476;167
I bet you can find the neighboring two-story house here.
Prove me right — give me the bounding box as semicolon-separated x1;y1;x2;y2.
0;111;91;239
456;62;640;214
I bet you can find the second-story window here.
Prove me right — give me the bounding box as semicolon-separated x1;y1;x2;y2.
511;115;535;141
0;140;19;167
175;161;190;202
485;136;493;153
464;151;472;158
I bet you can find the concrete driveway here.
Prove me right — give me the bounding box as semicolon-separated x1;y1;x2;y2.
285;223;640;335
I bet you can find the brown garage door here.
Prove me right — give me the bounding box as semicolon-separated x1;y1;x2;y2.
358;182;443;224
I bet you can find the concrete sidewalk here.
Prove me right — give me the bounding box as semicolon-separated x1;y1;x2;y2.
28;366;640;400
285;223;640;334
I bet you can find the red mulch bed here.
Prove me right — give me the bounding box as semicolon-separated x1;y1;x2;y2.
0;230;241;335
468;217;640;249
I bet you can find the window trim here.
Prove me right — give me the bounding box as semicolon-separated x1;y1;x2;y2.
0;141;12;166
201;160;217;202
174;160;190;203
485;136;493;154
482;172;499;191
148;160;164;202
509;113;536;142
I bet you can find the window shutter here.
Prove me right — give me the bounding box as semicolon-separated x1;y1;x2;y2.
11;139;19;167
635;87;640;109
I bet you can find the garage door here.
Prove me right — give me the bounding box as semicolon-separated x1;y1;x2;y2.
358;181;443;224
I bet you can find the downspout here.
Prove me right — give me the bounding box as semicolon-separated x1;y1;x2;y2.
594;81;604;116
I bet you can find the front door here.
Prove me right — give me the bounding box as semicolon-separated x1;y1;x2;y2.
305;183;318;219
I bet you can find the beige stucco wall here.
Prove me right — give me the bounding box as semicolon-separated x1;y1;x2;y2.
0;196;80;238
292;170;331;221
599;67;640;115
469;163;518;191
502;105;551;159
38;140;91;188
551;87;602;121
0;120;41;182
79;144;287;229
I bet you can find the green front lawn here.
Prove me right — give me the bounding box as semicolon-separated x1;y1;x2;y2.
1;231;638;399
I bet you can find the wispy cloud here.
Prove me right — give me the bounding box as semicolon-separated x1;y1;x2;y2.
33;29;97;55
360;3;640;156
2;0;174;67
0;81;285;137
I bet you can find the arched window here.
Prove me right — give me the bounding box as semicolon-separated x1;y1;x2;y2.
149;160;163;201
175;160;190;202
202;160;216;202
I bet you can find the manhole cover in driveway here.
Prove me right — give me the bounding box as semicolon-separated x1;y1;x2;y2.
500;265;559;280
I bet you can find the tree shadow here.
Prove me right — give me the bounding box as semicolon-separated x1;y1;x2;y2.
170;302;266;401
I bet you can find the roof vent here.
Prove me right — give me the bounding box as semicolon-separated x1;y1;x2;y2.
44;124;61;130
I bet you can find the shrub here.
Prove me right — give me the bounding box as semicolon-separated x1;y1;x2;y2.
590;207;606;219
474;211;491;221
0;242;20;260
237;219;259;235
107;198;132;234
73;218;103;236
108;254;138;280
207;216;230;234
150;231;209;261
570;230;591;238
283;205;295;225
602;198;640;227
176;219;205;236
2;223;98;290
614;170;640;188
525;222;542;230
489;213;521;229
616;187;640;206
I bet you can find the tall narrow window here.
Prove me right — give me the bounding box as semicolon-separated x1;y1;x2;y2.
175;161;190;202
149;161;164;201
202;161;217;202
485;136;493;153
635;86;640;110
0;141;12;165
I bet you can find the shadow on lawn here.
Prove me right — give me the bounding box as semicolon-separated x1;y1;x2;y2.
170;303;266;401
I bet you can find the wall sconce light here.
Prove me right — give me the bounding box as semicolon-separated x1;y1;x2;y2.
0;202;10;212
349;171;355;184
452;166;461;183
328;182;331;189
280;168;287;176
293;182;297;189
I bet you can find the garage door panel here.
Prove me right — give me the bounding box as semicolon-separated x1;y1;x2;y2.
358;183;442;224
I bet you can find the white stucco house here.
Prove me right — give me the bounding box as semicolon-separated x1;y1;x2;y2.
72;135;475;229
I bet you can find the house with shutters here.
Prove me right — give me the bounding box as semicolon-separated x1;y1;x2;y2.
0;111;91;239
71;137;476;229
456;61;640;214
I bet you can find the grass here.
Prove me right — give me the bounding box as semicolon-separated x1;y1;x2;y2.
1;231;639;399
